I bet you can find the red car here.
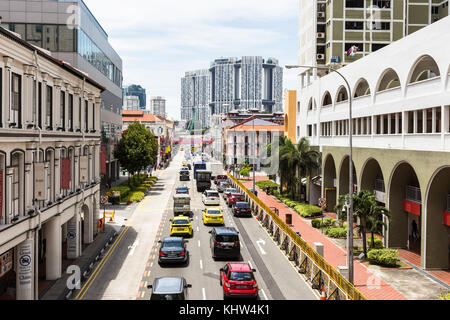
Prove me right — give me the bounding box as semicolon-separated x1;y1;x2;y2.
220;263;258;299
214;175;228;185
227;193;244;207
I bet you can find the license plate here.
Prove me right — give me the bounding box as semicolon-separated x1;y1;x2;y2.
236;285;247;289
177;228;185;231
210;217;217;219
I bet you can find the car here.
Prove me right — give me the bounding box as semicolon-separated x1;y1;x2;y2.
179;170;190;181
202;190;220;206
214;174;228;185
232;202;252;217
181;166;190;171
148;277;192;300
170;216;193;238
209;227;240;260
176;186;189;195
202;207;224;225
223;187;237;199
217;181;229;193
227;193;245;207
220;263;258;300
186;163;192;170
158;237;189;265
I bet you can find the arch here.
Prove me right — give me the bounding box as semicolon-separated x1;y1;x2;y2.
10;150;25;218
423;166;450;269
407;54;441;85
335;86;348;103
321;91;332;107
387;161;421;251
307;97;317;111
81;203;92;244
323;154;337;211
353;78;371;98
338;155;357;196
360;158;386;201
376;68;401;92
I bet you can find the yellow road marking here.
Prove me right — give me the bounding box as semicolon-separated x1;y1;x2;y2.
74;226;130;300
141;291;145;298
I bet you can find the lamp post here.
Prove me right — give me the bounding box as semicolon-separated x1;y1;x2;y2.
252;116;256;192
285;64;354;284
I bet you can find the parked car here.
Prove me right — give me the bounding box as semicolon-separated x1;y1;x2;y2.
220;263;258;300
158;237;189;265
217;181;229;193
202;190;220;206
232;202;252;217
209;227;240;260
202;207;224;225
148;277;192;300
170;216;193;238
215;175;228;185
227;193;244;207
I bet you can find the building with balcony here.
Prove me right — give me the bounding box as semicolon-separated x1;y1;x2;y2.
297;16;450;270
150;96;166;118
0;26;103;300
0;0;123;186
180;69;211;129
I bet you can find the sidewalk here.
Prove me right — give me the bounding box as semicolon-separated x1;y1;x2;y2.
242;181;449;300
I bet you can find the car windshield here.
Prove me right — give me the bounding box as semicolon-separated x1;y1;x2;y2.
236;203;249;208
217;175;227;179
226;189;236;193
207;210;221;215
206;192;219;197
229;272;254;281
216;235;238;242
173;219;190;225
231;194;242;198
177;188;188;193
161;241;182;249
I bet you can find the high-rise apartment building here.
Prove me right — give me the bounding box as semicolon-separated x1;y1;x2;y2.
181;70;211;128
150;96;166;118
0;0;123;183
124;95;140;110
299;0;449;79
123;84;146;110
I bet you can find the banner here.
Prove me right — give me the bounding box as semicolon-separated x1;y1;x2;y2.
34;163;45;201
80;156;88;183
100;146;106;175
61;158;71;189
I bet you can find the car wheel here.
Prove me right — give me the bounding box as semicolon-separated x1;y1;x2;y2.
223;292;228;300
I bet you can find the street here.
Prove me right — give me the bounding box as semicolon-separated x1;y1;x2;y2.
73;149;317;300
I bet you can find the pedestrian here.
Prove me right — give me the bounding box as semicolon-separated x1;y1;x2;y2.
412;219;419;240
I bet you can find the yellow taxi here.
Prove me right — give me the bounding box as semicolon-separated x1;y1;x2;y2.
170;216;193;238
202;207;224;225
182;161;186;166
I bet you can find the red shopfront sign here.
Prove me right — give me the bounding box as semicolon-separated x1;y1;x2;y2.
444;211;450;226
404;200;421;216
100;146;107;175
61;158;71;190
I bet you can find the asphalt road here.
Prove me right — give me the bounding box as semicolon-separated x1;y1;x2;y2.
73;149;317;300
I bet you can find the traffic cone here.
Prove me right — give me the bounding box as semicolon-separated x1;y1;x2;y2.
320;287;327;300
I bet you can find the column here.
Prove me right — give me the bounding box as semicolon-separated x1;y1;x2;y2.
45;215;62;280
73;87;81;132
15;235;35;300
67;212;81;259
3;57;13;128
53;78;62;130
23;66;36;128
5;167;14;224
94;97;102;132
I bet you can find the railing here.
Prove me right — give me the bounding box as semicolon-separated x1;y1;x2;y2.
227;172;366;300
405;185;421;203
375;179;385;193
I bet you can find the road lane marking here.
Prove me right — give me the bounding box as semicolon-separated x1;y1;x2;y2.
256;239;267;255
202;288;206;300
248;260;253;270
198;240;201;247
128;239;139;256
200;259;203;269
260;289;268;300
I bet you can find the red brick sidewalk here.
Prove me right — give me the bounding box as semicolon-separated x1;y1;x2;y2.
242;181;407;300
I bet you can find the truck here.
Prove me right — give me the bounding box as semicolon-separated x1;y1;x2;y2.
196;170;212;192
193;159;206;179
207;162;223;181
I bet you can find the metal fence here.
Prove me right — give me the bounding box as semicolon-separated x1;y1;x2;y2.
227;172;366;300
375;179;385;192
405;185;421;203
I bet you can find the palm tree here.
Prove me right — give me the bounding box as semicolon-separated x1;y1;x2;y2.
265;135;289;193
279;138;298;198
294;137;320;201
367;204;390;249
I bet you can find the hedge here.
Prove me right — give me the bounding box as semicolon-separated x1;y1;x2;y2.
324;227;347;238
367;237;384;249
255;180;279;194
294;203;322;218
367;249;400;267
312;218;336;229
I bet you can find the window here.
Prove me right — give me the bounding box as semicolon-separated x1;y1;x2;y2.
397;113;402;134
11;153;21;219
435;107;441;133
60;91;65;130
78;98;82;131
372;22;390;30
345;21;364;30
417;110;423;133
408;111;414;133
46;86;53;129
85;100;89;132
26;24;43;48
10;73;21;128
68;94;73;131
373;0;391;9
42;25;58;52
376;115;381;134
92;101;95;132
346;0;364;8
426;108;433;133
390;114;396;134
58;25;75;52
38;82;42;129
372;43;389;52
345;43;363;52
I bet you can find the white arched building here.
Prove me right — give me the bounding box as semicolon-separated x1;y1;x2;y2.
297;16;450;270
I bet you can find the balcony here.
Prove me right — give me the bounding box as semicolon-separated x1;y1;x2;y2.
405;185;421;203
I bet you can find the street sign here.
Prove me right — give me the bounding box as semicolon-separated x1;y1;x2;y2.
101;196;109;206
318;197;327;208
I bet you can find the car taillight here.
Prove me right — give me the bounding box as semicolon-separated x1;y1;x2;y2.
159;252;166;256
233;241;239;246
214;240;222;246
235;208;240;211
252;283;258;288
179;251;186;256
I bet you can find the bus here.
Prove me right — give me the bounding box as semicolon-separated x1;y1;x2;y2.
193;160;206;179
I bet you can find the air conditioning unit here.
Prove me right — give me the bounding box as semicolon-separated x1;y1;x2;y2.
316;54;325;60
317;32;325;39
318;12;325;18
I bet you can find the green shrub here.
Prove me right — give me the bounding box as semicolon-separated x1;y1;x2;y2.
367;237;384;249
324;227;347;238
367;249;399;267
134;186;148;193
311;219;322;229
128;191;145;202
439;292;450;300
110;186;130;199
294;203;322;218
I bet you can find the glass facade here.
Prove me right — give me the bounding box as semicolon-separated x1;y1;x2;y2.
78;29;122;87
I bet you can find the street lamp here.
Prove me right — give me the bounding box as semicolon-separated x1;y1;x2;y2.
285;64;354;284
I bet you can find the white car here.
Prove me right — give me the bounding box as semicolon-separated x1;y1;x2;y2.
202;190;220;206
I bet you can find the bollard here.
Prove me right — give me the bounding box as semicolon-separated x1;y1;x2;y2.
337;266;349;280
285;213;292;225
314;242;324;257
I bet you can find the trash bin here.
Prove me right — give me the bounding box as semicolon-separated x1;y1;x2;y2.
286;213;292;225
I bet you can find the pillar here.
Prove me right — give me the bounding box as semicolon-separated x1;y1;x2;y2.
45;216;62;280
55;143;62;199
15;236;35;300
66;213;81;259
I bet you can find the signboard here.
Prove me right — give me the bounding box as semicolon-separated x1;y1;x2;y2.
100;146;106;175
0;249;13;278
80;156;88;183
34;163;45;201
0;170;3;219
61;158;71;190
404;200;421;216
444;211;450;227
17;240;33;290
318;197;327;208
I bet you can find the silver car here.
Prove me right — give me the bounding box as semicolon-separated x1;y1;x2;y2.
217;181;229;193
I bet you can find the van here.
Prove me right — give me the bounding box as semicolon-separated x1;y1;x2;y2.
209;227;240;260
173;194;191;216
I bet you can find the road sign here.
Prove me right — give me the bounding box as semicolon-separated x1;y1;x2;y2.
318;197;327;208
101;196;108;206
105;210;115;222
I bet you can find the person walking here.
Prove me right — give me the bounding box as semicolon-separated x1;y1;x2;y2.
411;219;419;240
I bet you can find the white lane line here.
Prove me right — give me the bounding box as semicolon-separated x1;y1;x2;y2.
200;259;203;269
260;289;268;300
202;288;206;300
248;260;253;270
196;226;199;232
198;240;201;247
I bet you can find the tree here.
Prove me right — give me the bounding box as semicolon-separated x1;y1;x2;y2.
114;122;158;184
293;137;320;201
334;194;348;227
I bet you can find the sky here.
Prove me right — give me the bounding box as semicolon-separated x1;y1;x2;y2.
83;0;300;120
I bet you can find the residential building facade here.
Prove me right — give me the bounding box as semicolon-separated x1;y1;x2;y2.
123;95;140;110
181;69;211;129
297;16;450;270
0;27;103;300
122;84;146;110
0;0;123;185
150;96;166;118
